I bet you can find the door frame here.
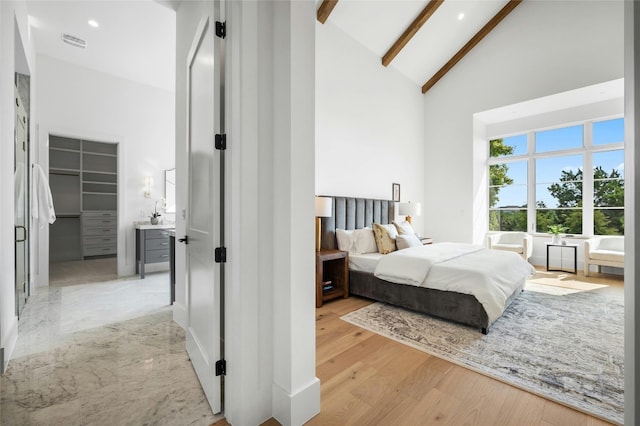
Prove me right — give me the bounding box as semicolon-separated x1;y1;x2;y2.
36;126;124;286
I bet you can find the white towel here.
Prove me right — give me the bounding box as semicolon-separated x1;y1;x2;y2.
31;164;56;227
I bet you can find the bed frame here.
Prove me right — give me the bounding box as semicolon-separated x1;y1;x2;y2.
320;196;520;333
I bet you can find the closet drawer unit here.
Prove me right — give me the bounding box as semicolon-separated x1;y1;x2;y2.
83;211;116;218
81;211;117;258
84;217;118;228
84;236;117;246
83;227;117;237
84;245;117;257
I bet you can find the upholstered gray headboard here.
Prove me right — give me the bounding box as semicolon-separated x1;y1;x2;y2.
320;196;395;250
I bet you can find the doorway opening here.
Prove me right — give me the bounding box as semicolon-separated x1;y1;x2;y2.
47;134;119;287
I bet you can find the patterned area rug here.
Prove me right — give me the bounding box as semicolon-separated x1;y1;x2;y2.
341;286;624;425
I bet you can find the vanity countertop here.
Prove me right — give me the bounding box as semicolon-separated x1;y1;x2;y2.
134;223;175;230
167;229;176;237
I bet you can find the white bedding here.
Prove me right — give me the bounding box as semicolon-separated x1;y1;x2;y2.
374;242;536;323
349;253;383;273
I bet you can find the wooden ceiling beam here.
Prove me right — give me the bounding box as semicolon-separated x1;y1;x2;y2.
421;0;522;94
382;0;445;67
317;0;339;24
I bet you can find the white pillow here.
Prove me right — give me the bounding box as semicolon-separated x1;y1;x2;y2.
378;223;398;239
336;229;356;252
336;228;378;254
396;234;422;250
354;228;378;254
393;220;416;235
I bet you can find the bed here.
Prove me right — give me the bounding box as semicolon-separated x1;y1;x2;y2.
320;196;534;333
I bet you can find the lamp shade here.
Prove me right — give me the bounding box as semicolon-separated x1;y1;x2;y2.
315;196;333;217
399;202;421;217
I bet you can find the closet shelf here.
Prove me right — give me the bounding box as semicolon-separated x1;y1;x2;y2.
82;191;116;196
83;151;117;158
50;168;80;175
83;170;117;176
83;181;117;185
50;147;80;154
57;213;81;218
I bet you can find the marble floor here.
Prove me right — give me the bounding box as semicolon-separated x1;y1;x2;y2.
1;272;219;426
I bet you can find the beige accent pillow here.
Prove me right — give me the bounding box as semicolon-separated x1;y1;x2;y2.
372;223;397;254
393;220;416;235
396;234;422;250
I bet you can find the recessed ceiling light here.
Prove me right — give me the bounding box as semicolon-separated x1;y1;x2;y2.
457;12;465;21
88;19;99;28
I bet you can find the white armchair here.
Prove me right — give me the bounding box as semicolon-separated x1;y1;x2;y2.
486;232;533;261
584;236;624;276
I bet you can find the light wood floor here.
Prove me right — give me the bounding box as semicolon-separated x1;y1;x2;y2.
214;269;622;426
307;268;622;426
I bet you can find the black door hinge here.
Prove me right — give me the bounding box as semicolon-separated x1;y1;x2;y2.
215;134;226;150
215;247;227;263
215;359;226;376
215;21;226;39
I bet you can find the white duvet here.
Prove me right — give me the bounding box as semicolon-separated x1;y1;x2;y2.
374;242;536;323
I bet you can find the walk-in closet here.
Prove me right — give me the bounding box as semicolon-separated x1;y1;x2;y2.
49;135;118;285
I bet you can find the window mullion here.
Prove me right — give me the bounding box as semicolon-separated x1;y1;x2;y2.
583;122;594;237
527;131;536;233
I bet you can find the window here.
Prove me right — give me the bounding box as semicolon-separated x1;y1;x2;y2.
488;118;624;236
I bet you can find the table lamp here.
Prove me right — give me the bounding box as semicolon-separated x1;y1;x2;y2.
398;201;421;224
315;196;332;251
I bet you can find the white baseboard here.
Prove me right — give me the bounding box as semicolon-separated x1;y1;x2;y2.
1;316;19;373
272;377;320;426
173;301;186;329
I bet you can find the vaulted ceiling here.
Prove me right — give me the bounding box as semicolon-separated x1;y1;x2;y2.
317;0;520;94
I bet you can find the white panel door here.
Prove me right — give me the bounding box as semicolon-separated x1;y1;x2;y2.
185;15;222;414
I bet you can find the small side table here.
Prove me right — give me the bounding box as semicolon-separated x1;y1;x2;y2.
316;250;349;308
420;237;433;245
546;243;578;274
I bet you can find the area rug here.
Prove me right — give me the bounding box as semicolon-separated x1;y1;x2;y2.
341;287;624;425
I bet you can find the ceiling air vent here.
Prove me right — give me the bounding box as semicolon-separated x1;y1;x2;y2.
61;33;86;49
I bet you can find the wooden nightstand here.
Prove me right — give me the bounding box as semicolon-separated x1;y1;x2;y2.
420;237;433;245
316;250;349;308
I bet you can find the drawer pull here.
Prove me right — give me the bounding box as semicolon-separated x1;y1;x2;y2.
161;255;169;257
103;220;111;223
161;243;168;245
103;239;111;241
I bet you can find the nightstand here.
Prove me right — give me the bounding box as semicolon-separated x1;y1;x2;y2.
316;250;349;308
420;237;433;245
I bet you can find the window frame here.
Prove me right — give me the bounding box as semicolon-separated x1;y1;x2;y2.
487;117;624;237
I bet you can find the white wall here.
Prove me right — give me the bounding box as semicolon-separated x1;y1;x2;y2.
315;21;425;233
423;0;623;244
0;0;36;372
35;55;175;282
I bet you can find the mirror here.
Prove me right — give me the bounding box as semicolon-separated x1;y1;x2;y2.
165;168;176;213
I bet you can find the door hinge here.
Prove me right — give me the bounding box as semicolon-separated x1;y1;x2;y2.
215;359;226;376
215;247;227;263
215;21;226;39
215;134;226;150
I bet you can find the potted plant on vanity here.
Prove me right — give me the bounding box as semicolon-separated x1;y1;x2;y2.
150;200;162;225
547;224;568;245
